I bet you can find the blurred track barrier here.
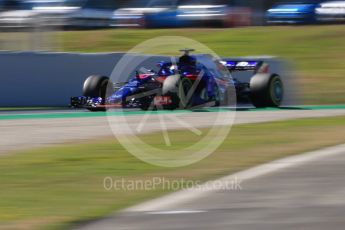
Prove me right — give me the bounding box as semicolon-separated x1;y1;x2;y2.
0;52;297;106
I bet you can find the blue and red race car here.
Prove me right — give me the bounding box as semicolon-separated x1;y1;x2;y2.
71;49;284;111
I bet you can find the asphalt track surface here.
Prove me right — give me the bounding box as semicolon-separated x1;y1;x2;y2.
1;106;345;155
74;145;345;230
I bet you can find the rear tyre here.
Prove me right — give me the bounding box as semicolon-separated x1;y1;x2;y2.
83;75;113;111
250;74;283;108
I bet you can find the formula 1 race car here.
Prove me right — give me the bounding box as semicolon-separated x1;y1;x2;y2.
71;49;284;111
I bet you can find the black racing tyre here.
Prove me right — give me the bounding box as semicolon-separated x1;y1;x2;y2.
162;75;193;110
178;77;193;109
83;75;113;111
250;74;284;108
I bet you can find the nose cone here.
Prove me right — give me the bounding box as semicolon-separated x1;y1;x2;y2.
108;87;132;104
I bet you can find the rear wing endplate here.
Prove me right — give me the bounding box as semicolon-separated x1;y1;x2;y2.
221;60;269;73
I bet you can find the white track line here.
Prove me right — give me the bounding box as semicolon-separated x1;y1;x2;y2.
147;210;207;215
125;143;345;212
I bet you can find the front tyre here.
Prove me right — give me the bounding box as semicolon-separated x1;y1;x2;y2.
83;75;113;111
250;74;283;108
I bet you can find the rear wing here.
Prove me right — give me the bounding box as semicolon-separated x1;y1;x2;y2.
220;60;269;73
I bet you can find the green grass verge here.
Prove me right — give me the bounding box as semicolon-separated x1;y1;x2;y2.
55;25;345;104
1;116;345;230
